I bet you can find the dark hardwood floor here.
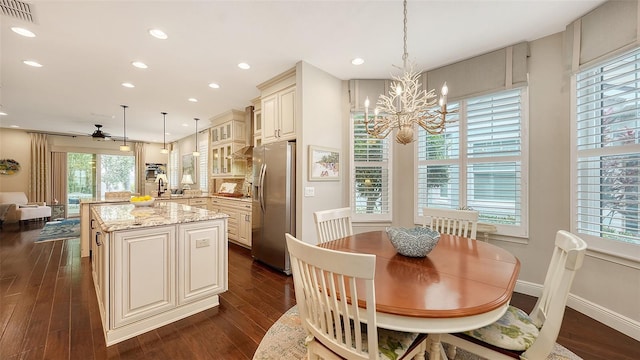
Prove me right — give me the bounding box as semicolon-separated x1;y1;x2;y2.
0;221;638;360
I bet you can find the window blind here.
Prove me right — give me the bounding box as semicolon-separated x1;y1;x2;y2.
352;113;392;221
416;89;527;236
169;147;179;189
575;48;640;246
198;139;208;192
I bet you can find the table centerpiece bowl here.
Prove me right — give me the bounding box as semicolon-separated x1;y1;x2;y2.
386;226;440;257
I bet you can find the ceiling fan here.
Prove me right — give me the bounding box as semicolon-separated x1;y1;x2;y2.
90;124;113;141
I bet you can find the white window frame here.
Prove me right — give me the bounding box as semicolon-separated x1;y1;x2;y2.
571;48;640;260
350;112;393;222
414;87;529;238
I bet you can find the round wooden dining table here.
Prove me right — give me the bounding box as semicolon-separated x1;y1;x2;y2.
318;230;520;360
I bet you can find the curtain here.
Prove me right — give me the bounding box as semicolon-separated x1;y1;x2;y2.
29;133;49;203
50;152;67;205
134;142;145;195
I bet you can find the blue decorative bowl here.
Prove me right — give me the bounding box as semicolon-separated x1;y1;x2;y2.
386;227;440;257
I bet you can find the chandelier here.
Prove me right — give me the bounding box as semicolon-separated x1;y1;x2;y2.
364;0;453;145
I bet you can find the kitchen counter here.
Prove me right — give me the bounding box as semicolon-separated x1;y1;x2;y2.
91;201;228;233
90;201;228;346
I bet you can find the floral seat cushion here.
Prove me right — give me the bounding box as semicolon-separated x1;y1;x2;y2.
463;305;540;351
359;325;423;360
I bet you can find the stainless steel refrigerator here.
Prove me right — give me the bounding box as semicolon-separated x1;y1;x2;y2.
252;141;295;274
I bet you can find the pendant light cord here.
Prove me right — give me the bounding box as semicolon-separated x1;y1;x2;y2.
162;112;167;150
121;105;128;146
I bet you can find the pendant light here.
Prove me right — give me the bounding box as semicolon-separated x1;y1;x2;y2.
119;105;130;151
192;118;200;157
160;112;169;154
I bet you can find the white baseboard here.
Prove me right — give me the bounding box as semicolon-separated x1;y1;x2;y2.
515;280;640;342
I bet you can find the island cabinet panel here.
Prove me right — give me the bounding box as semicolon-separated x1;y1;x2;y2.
178;220;227;305
112;226;176;328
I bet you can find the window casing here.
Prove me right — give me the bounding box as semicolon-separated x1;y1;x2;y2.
415;88;529;237
350;112;392;222
573;48;640;256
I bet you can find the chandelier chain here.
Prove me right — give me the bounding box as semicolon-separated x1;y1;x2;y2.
402;0;408;67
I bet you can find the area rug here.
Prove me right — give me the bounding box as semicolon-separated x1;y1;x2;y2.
252;306;582;360
36;218;80;243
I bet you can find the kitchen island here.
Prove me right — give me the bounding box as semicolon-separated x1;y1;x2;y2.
90;201;228;346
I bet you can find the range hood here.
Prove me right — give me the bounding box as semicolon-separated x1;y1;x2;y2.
231;145;253;159
230;105;255;159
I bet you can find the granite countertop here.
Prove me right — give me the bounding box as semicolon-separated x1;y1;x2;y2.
92;201;228;233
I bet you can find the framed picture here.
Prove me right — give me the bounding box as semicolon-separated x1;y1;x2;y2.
309;145;340;181
182;154;195;179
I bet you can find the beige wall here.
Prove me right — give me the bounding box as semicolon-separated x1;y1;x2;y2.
297;61;344;244
0;129;31;193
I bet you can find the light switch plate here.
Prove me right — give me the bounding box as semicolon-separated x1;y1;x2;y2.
304;187;315;197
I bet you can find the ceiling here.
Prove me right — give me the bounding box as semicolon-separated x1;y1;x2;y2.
1;0;605;144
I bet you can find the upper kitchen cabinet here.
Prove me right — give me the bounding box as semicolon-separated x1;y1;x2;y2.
257;68;296;145
210;109;246;144
209;109;247;178
251;97;262;147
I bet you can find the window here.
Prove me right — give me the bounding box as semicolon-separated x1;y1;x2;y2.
574;48;640;253
416;88;528;237
351;112;392;222
169;146;179;190
66;152;134;216
198;137;209;192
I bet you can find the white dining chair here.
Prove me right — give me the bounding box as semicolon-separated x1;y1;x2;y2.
422;207;479;240
439;230;587;360
313;207;353;244
285;233;428;360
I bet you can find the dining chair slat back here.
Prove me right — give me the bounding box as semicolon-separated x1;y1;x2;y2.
285;233;427;360
313;207;353;244
422;207;479;240
440;230;587;360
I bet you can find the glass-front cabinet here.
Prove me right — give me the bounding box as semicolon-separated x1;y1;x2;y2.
209;109;248;178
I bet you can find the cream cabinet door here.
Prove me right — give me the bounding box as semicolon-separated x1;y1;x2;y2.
237;210;251;248
262;93;278;144
177;220;227;305
112;226;176;328
278;86;296;140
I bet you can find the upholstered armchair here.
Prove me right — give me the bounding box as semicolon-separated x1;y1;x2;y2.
0;192;52;227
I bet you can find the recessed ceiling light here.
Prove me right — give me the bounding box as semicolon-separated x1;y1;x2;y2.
11;27;35;37
165;132;171;136
188;98;198;102
0;112;7;116
208;83;220;89
352;58;365;65
132;61;148;69
121;82;135;88
182;123;189;127
238;62;251;70
23;60;42;67
149;29;168;40
10;125;20;128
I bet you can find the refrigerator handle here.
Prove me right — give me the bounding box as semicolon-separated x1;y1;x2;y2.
259;163;267;213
